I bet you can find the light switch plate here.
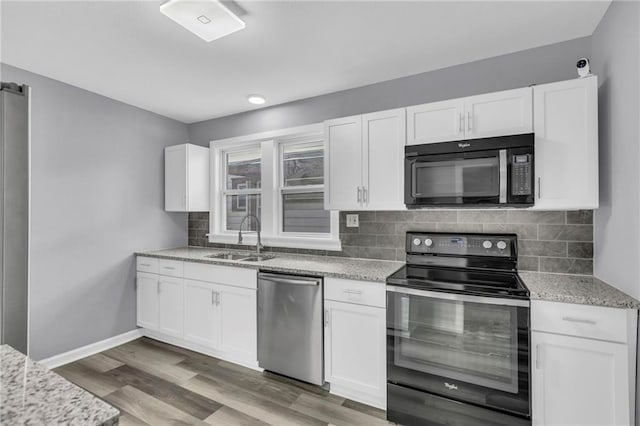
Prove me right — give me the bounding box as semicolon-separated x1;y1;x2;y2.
346;214;359;227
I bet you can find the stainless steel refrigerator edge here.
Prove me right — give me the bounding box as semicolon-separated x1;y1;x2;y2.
257;272;323;385
0;83;29;354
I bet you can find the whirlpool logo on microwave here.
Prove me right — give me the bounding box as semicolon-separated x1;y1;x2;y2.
458;143;471;148
444;382;458;391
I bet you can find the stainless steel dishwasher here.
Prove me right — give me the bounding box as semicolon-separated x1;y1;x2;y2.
257;272;323;385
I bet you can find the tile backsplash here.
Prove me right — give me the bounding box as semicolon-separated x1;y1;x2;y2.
188;210;594;274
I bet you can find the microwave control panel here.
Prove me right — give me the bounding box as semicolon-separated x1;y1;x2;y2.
511;154;532;196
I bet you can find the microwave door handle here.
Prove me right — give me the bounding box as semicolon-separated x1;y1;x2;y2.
499;149;507;203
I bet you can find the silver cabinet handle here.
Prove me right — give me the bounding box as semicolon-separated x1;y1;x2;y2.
467;112;472;131
324;309;330;327
216;291;221;306
357;186;362;203
459;113;464;132
535;344;541;369
343;289;362;295
562;316;597;325
538;177;541;199
211;290;215;305
362;187;368;204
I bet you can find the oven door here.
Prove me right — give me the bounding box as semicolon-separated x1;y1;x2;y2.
386;286;530;418
405;150;507;206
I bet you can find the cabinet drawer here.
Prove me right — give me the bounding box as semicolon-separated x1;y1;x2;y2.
531;300;629;344
325;278;385;308
158;259;184;277
183;262;257;289
137;256;159;273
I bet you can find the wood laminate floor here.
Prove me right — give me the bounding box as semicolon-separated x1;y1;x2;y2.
54;337;391;426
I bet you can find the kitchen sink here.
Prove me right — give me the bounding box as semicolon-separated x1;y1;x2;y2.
242;255;276;262
206;252;253;261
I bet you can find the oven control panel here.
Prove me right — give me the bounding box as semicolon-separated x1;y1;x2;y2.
407;232;516;257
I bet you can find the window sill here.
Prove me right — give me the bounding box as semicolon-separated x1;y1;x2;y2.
208;233;342;251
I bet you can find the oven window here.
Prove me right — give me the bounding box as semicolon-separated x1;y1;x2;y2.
413;157;499;198
392;295;519;393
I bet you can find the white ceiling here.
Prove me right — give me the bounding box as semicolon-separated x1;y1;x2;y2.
1;1;610;123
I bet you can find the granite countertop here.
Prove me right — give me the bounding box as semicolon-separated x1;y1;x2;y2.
0;345;119;425
519;271;640;309
136;246;404;283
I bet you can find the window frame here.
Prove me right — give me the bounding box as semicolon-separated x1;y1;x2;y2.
209;124;341;251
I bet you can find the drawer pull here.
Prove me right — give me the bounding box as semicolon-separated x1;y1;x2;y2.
535;344;541;369
343;289;362;295
163;266;176;270
562;316;597;325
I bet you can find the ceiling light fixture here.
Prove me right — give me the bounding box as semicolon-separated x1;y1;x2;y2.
247;95;266;105
160;0;245;42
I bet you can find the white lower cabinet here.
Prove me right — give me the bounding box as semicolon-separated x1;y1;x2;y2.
324;278;386;409
531;300;637;426
136;257;258;369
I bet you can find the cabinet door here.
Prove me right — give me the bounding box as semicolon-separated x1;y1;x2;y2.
464;87;533;140
324;115;363;210
532;77;598;210
406;99;465;145
186;145;210;212
324;300;386;409
217;284;257;362
184;279;218;348
362;109;406;210
157;276;184;338
136;272;159;330
532;332;630;426
165;144;187;212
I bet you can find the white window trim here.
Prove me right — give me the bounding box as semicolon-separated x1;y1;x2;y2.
208;123;341;251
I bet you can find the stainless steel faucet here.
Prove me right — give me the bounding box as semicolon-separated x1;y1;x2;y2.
237;214;263;255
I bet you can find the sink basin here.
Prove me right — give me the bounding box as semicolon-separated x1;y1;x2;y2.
242;254;276;262
206;252;252;261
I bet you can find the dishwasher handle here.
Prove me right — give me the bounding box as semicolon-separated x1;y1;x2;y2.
258;272;321;286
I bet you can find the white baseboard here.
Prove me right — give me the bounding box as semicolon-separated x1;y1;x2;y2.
39;329;143;369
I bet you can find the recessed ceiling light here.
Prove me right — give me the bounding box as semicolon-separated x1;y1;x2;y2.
160;0;245;42
247;95;266;105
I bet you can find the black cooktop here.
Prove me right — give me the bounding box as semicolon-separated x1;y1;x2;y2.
387;265;530;299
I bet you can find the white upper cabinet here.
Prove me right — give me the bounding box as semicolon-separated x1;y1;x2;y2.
532;77;598;210
465;87;533;139
325;116;363;211
165;143;210;212
407;99;464;145
406;87;532;145
325;108;406;211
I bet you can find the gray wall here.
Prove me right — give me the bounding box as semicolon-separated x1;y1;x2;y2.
189;37;591;145
1;64;189;360
591;0;640;300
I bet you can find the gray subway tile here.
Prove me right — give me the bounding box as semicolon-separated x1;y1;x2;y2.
358;247;397;261
538;225;593;242
341;234;377;247
567;242;594;258
539;257;593;274
519;240;567;257
359;222;397;235
436;223;484;232
482;223;538;240
566;210;594;224
458;210;507;224
507;210;565;224
518;256;539;272
335;246;359;258
376;211;414;222
395;249;407;262
375;235;405;249
395;222;437;235
413;210;458;223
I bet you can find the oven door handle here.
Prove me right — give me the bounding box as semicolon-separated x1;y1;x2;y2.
386;285;530;308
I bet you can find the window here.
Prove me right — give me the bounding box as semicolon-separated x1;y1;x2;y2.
210;125;340;250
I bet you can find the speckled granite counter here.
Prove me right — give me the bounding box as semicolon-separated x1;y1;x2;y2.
136;246;404;283
0;345;119;425
520;271;640;309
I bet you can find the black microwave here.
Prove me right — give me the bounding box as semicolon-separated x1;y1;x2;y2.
405;133;534;208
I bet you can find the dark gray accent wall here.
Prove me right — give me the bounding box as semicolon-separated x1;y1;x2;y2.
189;210;594;275
189;37;591;145
1;64;189;360
591;0;640;301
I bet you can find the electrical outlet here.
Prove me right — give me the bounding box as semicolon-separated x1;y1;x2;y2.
346;214;359;227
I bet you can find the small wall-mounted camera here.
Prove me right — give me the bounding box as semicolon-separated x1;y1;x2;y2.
576;57;591;78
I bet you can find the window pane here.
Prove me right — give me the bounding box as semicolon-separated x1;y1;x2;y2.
282;192;330;233
283;143;324;187
227;149;261;190
226;194;261;231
